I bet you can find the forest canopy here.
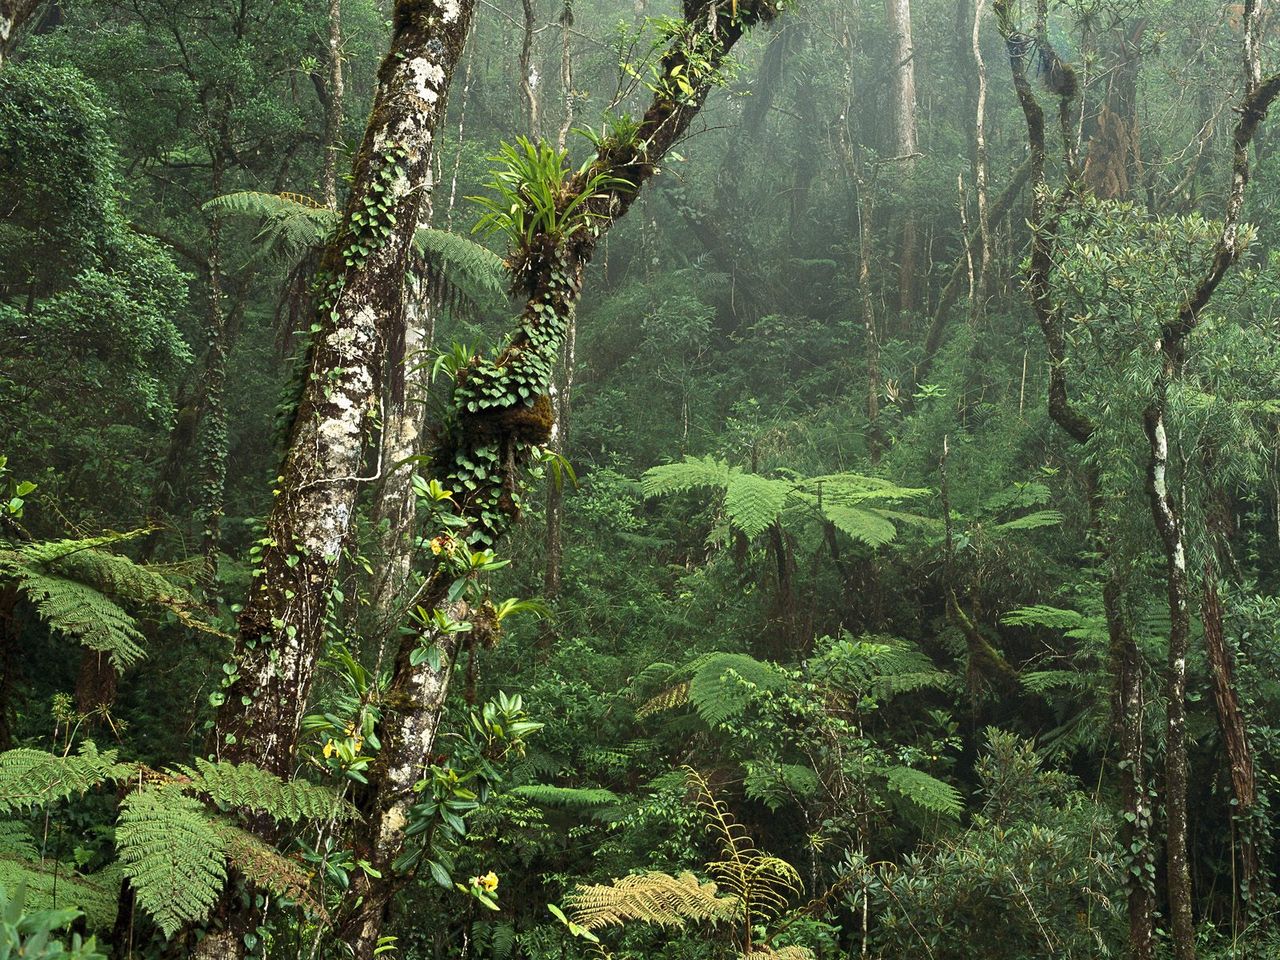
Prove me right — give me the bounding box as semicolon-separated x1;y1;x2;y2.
2;1;1280;958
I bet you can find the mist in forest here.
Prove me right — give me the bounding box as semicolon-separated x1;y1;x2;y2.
2;1;1280;958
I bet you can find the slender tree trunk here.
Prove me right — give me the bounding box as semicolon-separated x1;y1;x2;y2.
518;0;539;137
1143;397;1196;960
196;153;229;579
543;317;573;600
883;0;919;315
555;0;574;150
321;0;346;209
1104;565;1156;960
969;0;992;319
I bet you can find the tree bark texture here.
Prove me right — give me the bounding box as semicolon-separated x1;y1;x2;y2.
322;0;346;209
337;5;787;954
215;0;477;784
883;0;919;314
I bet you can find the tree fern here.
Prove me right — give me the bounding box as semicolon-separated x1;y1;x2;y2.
510;785;621;822
999;604;1087;630
0;534;221;672
0;855;121;931
883;765;963;819
168;758;349;823
205;191;506;318
641;456;734;498
0;743;134;814
116;788;227;936
724;474;791;540
687;653;788;726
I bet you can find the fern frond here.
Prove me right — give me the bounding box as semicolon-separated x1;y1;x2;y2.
820;504;898;548
743;947;816;959
637;680;690;719
413;226;508;305
511;785;620;812
1020;670;1089;694
999;604;1085;630
802;474;930;503
641;456;734;498
169;759;350;823
203;190;334;262
117;788;226;936
724;474;791;540
213;822;326;919
687;654;787;726
0;743;134;813
567;871;738;931
884;766;963;819
743;762;819;813
0;855;121;931
990;510;1064;534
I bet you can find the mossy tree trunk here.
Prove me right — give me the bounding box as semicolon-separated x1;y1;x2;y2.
195;3;477;956
338;4;786;955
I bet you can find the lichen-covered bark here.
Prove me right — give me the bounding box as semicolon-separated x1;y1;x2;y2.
215;0;476;780
339;4;787;955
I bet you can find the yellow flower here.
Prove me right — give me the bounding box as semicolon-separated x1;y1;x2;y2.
322;739;336;759
478;871;499;892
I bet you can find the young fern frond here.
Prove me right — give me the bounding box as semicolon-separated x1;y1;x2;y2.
687;767;803;928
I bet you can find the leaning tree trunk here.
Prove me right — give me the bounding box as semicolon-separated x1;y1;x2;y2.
338;5;786;956
195;3;477;956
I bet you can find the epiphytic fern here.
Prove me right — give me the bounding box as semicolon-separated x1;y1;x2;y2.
115;788;228;936
0;742;134;814
0;533;222;672
168;758;350;823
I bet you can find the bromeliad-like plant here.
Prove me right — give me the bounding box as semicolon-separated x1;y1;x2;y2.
470;137;632;273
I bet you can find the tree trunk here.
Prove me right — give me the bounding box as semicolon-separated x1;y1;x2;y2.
542;317;574;601
1202;562;1260;922
1143;398;1196;960
195;4;477;955
0;0;43;66
1103;568;1156;960
969;0;992;319
519;0;539;137
335;4;786;953
196;153;229;580
321;0;346;209
883;0;919;315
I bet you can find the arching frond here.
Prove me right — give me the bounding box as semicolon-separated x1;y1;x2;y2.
168;758;350;823
0;743;134;813
641;456;735;498
567;871;738;931
883;765;963;819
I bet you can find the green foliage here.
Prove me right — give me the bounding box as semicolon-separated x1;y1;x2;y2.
0;533;218;672
0;883;105;959
116;788;227;937
0;743;133;814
